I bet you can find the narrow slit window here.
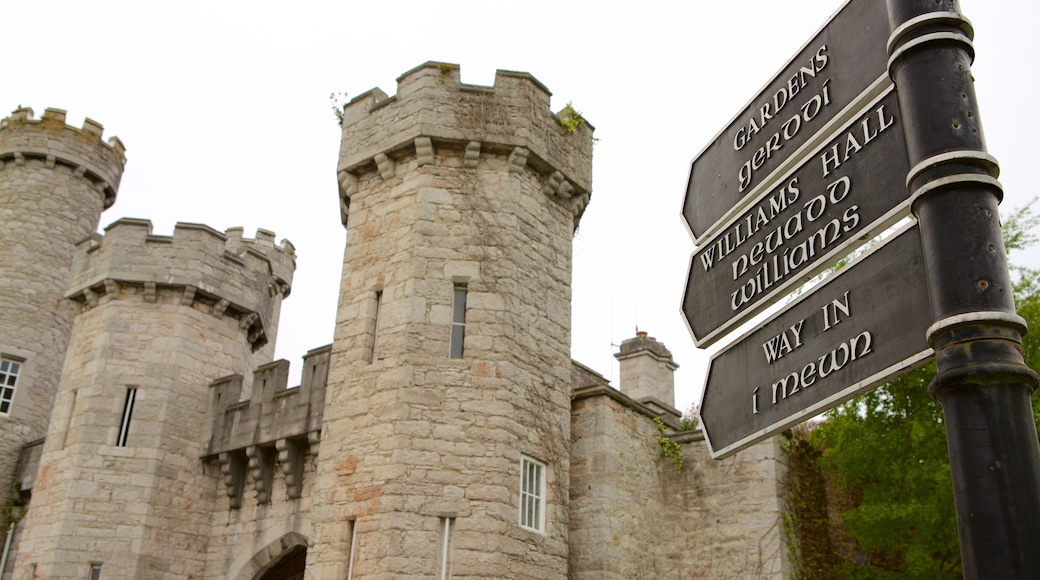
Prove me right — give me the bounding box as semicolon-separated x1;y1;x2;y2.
372;290;383;364
0;357;23;415
347;519;358;580
116;388;137;447
449;285;467;359
89;564;102;580
519;455;545;532
437;516;455;579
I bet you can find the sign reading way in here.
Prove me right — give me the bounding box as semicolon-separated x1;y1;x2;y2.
682;0;891;244
698;224;933;459
683;89;910;347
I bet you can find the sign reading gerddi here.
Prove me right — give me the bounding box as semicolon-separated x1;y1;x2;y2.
698;224;933;459
683;89;909;347
681;0;891;243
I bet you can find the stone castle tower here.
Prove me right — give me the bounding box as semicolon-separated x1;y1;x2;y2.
307;62;593;578
0;108;125;508
13;219;295;577
0;64;788;580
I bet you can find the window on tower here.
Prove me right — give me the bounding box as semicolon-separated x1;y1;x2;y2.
519;455;546;532
0;357;23;415
449;285;467;359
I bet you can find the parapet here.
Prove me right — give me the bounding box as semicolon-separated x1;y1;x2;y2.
65;218;296;351
336;62;594;227
204;345;330;504
0;106;126;208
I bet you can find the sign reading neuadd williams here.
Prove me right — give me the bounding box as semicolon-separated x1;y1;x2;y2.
698;224;933;459
683;89;909;347
682;0;891;244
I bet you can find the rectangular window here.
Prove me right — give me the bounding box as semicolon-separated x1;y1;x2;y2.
449;285;467;359
89;564;102;580
116;388;136;447
371;290;383;364
519;456;545;532
437;517;455;579
0;357;22;415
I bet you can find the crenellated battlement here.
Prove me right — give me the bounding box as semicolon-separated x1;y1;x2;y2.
65;218;296;351
204;345;330;504
0;106;126;208
336;62;594;228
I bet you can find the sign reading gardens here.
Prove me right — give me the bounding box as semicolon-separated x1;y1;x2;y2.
684;0;931;458
681;0;891;244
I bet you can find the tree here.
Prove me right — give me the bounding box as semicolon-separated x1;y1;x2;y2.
790;201;1040;578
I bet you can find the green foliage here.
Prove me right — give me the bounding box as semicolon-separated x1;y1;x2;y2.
652;417;684;475
812;365;961;578
436;63;453;84
556;102;585;135
782;426;839;580
1003;197;1039;254
678;402;699;432
330;92;348;127
1;482;26;532
790;199;1040;578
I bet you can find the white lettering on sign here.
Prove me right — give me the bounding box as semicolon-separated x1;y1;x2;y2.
729;176;858;311
821;104;895;177
699;178;801;272
733;45;831;152
738;79;832;193
750;289;874;415
762;319;805;364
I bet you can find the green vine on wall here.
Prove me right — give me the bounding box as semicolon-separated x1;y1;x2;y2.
781;428;839;579
653;417;684;475
436;63;453;84
1;483;26;532
330;92;348;127
556;102;585;135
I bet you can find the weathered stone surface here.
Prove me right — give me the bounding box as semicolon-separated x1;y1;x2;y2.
2;71;791;580
569;385;788;579
0;108;126;574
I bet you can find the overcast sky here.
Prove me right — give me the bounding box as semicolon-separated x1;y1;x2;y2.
5;0;1036;413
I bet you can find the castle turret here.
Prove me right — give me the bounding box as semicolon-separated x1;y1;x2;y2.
308;63;594;578
13;219;294;579
0;107;125;509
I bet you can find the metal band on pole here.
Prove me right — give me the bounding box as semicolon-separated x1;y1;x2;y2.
886;1;1040;577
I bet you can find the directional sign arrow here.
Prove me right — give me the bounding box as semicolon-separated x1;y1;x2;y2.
682;88;911;347
699;224;933;459
682;0;891;244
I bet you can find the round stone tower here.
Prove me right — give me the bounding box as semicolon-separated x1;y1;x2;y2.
308;63;593;578
13;219;295;579
0;107;125;505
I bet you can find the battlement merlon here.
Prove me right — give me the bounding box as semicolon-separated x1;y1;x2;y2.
64;219;296;350
204;344;331;458
0;107;126;208
336;63;594;202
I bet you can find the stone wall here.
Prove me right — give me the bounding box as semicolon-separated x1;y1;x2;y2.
570;386;787;579
0;107;124;520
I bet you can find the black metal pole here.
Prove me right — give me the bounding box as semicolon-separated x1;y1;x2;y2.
885;1;1040;577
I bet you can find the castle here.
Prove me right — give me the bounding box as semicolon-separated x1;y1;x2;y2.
0;63;787;579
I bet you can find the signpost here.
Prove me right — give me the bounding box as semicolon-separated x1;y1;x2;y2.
683;89;909;347
681;0;891;243
699;224;932;458
683;0;1040;574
